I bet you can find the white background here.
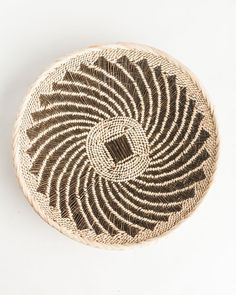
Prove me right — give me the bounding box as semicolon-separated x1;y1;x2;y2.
0;0;235;294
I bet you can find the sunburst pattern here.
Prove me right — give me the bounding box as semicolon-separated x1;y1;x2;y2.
26;55;210;237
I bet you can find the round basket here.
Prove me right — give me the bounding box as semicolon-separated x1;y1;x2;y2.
13;43;218;248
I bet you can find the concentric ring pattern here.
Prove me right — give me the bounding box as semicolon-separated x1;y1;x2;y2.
15;45;217;245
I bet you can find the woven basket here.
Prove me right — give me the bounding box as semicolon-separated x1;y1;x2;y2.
13;43;218;248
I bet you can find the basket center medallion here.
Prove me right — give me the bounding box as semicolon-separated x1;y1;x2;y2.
86;117;150;182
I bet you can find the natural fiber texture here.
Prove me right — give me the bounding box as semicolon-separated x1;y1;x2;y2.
13;43;218;248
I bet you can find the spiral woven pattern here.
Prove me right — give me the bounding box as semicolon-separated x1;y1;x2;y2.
14;44;218;247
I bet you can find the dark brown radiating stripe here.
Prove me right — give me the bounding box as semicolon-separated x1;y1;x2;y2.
67;157;89;230
77;165;103;234
29;130;87;176
151;75;177;146
151;66;168;138
36;138;86;195
150;97;195;153
39;92;116;118
149;128;210;173
95;175;135;235
27;122;90;157
86;170;118;236
117;56;148;103
94;57;142;122
142;149;209;181
94;56;140;111
59;152;87;218
135;59;152;128
136;59;159;134
113;182;183;213
62;70;130;117
102;180;167;231
150;106;203;162
49;83;124;117
26;115;96;140
31;104;108;122
150;87;186;152
47;145;85;207
78;63;138;119
122;182;196;203
101;178;140;237
96;57;146;123
108;182;170;222
129;169;205;194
